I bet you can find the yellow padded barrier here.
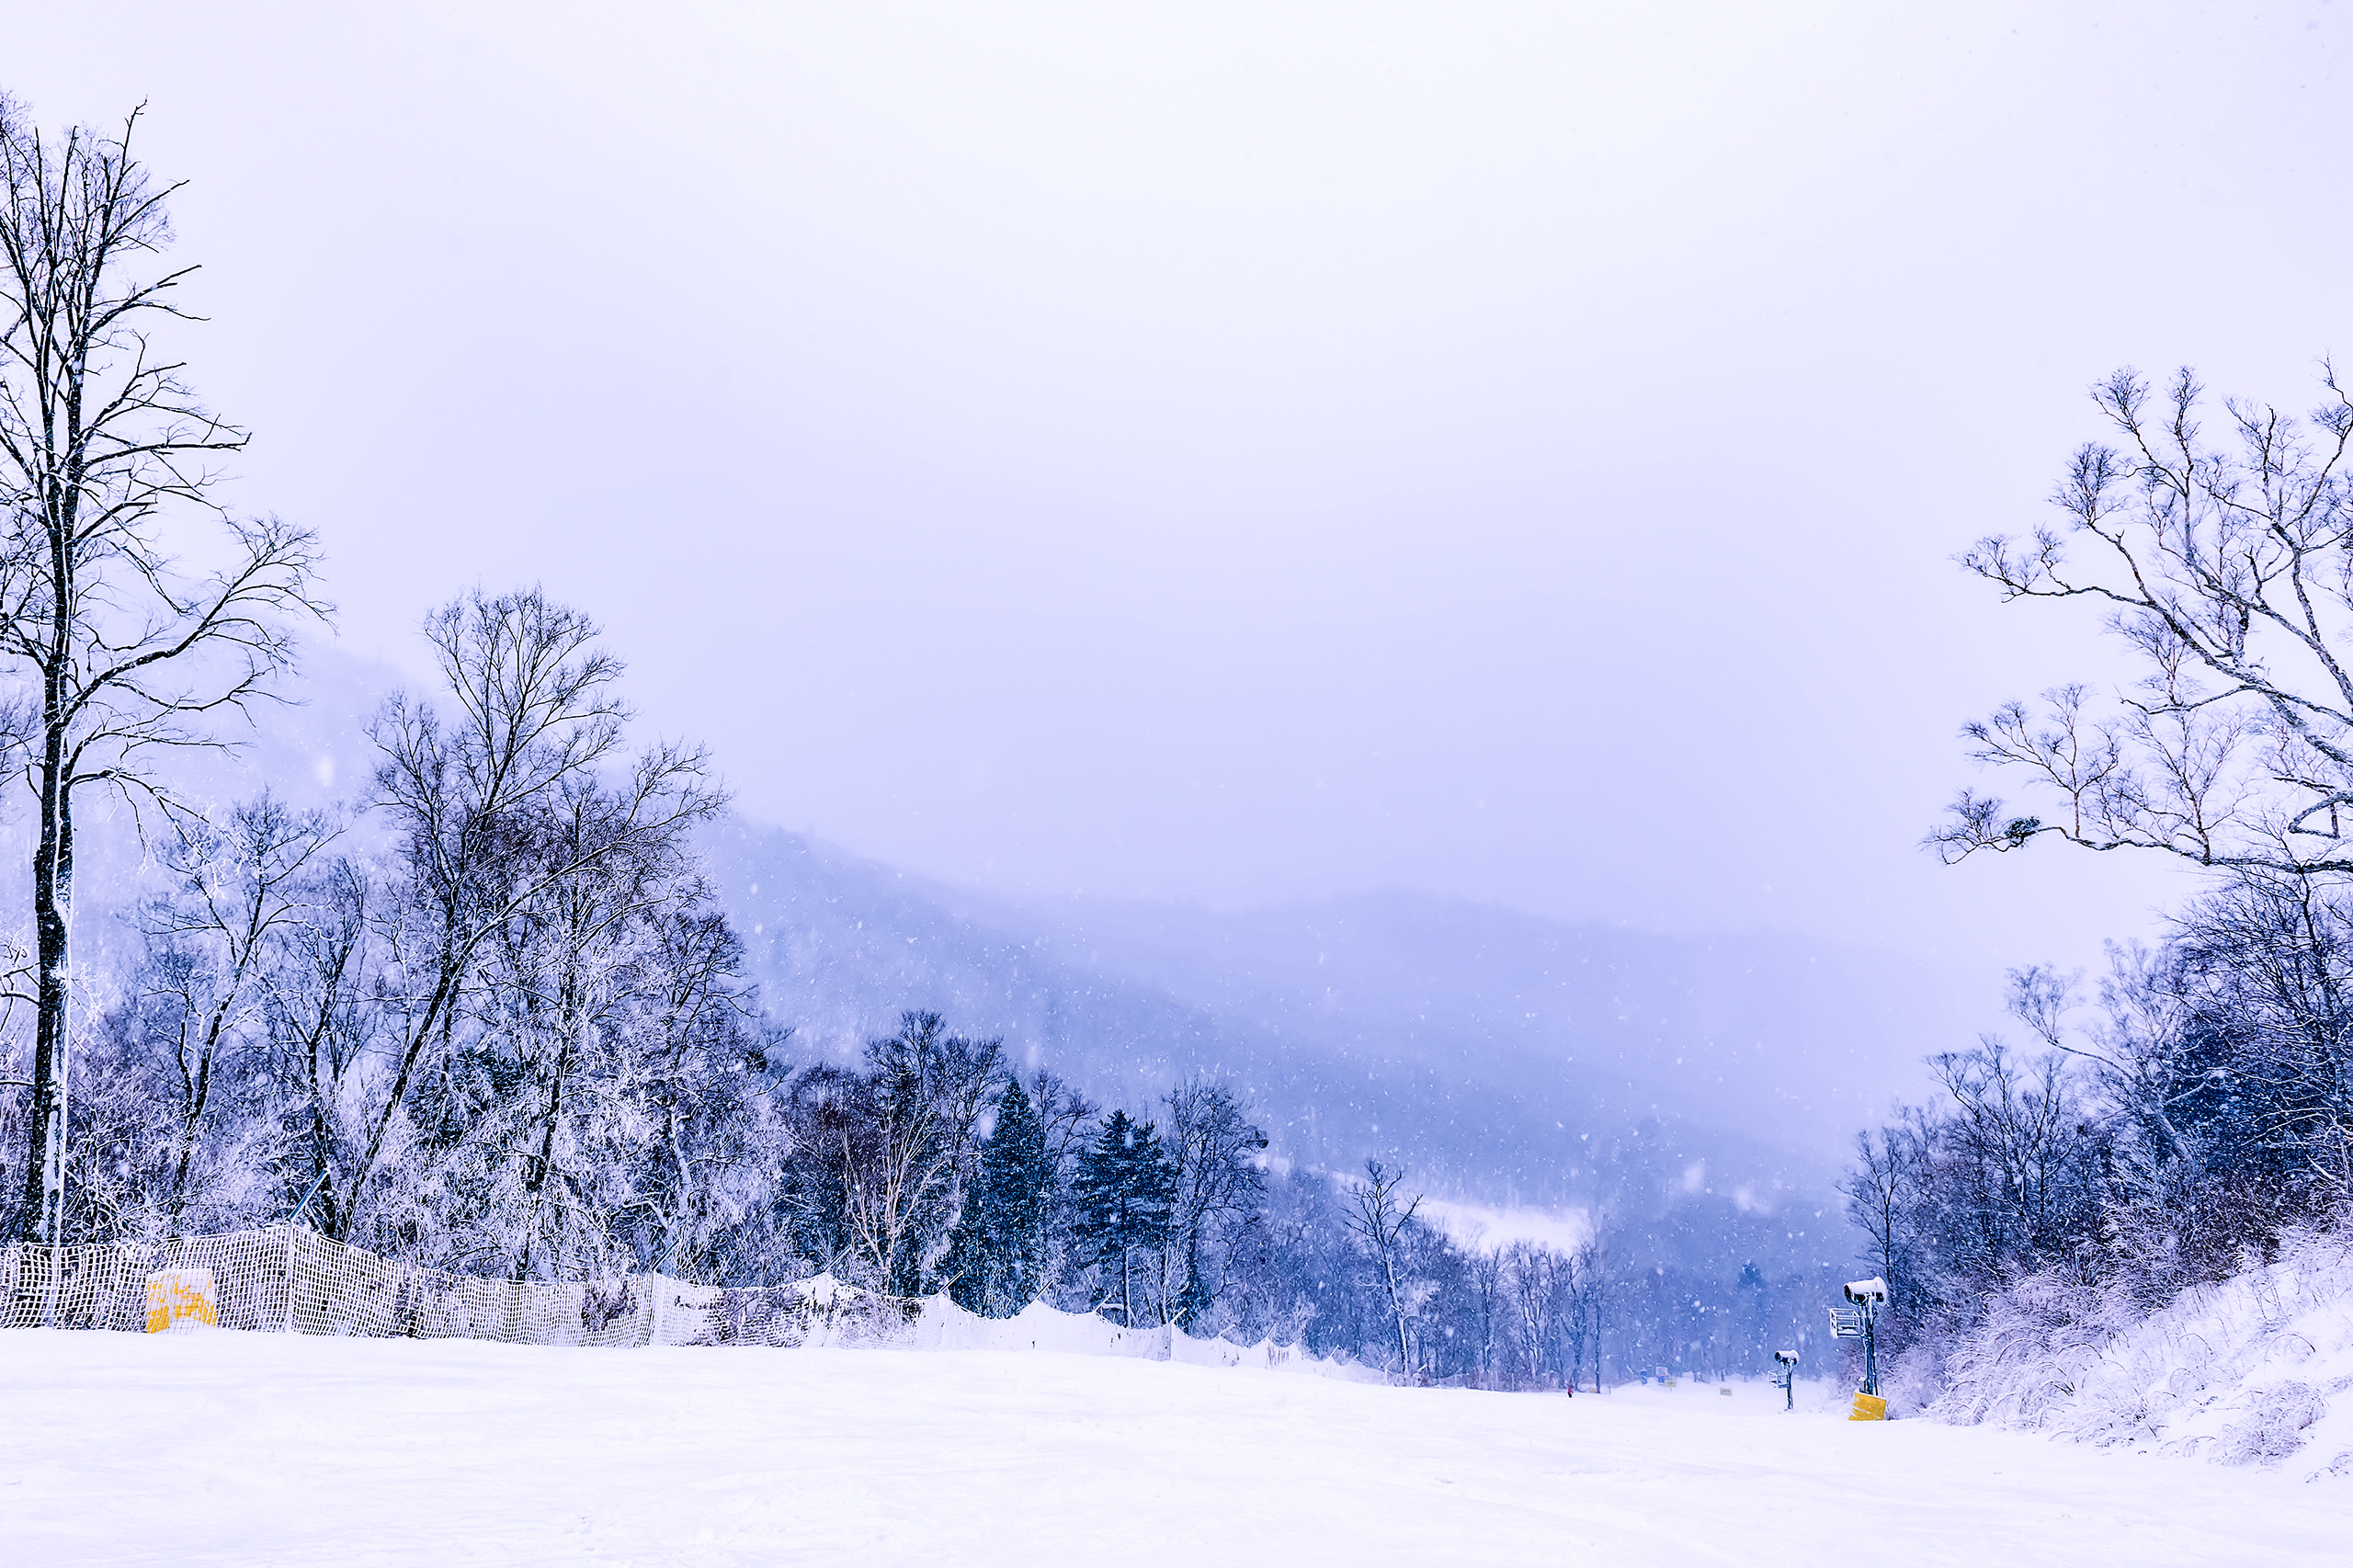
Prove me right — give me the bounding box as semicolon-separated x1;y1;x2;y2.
1849;1392;1888;1421
144;1268;219;1333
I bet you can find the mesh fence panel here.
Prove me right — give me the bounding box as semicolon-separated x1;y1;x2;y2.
0;1227;922;1347
3;1231;296;1334
0;1228;1357;1378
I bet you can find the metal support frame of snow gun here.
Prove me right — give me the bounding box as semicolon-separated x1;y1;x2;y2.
1830;1277;1887;1421
1771;1348;1799;1412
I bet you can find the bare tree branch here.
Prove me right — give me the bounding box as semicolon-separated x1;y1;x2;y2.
1937;363;2353;880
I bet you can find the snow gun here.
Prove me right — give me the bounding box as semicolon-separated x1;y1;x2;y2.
1832;1278;1888;1421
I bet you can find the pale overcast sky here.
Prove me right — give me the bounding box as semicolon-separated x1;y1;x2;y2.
6;2;2347;972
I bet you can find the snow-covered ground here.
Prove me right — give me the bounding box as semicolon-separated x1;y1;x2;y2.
5;1332;2347;1565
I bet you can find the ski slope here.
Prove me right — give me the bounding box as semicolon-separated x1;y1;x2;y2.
3;1330;2346;1566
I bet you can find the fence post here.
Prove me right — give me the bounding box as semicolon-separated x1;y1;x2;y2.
281;1224;297;1335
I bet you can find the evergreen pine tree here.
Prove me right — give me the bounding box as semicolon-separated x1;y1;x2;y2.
1072;1109;1174;1326
943;1077;1055;1317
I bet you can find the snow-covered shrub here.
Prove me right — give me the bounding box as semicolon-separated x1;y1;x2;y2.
1924;1225;2353;1479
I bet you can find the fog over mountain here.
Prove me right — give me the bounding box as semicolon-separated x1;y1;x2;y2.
703;816;1981;1277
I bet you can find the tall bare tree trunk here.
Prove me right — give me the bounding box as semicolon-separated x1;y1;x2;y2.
1;97;324;1244
24;722;69;1244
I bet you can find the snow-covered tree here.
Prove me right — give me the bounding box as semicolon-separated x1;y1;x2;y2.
1344;1159;1427;1379
941;1075;1055;1317
1072;1108;1173;1326
1158;1078;1267;1331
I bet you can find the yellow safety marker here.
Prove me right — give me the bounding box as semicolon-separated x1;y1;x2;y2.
144;1268;219;1332
1849;1392;1888;1421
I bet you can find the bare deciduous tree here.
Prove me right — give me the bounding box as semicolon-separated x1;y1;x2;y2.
330;588;720;1244
1840;1119;1923;1319
260;852;379;1240
1935;364;2353;876
1159;1077;1267;1328
0;96;325;1244
1027;1068;1098;1168
639;903;776;1280
1568;1231;1619;1392
835;1011;1003;1296
142;793;335;1229
1500;1238;1566;1388
1463;1243;1504;1387
1344;1157;1425;1379
1931;1039;2104;1276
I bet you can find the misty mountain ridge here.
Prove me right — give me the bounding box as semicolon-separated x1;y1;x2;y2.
702;818;1979;1273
